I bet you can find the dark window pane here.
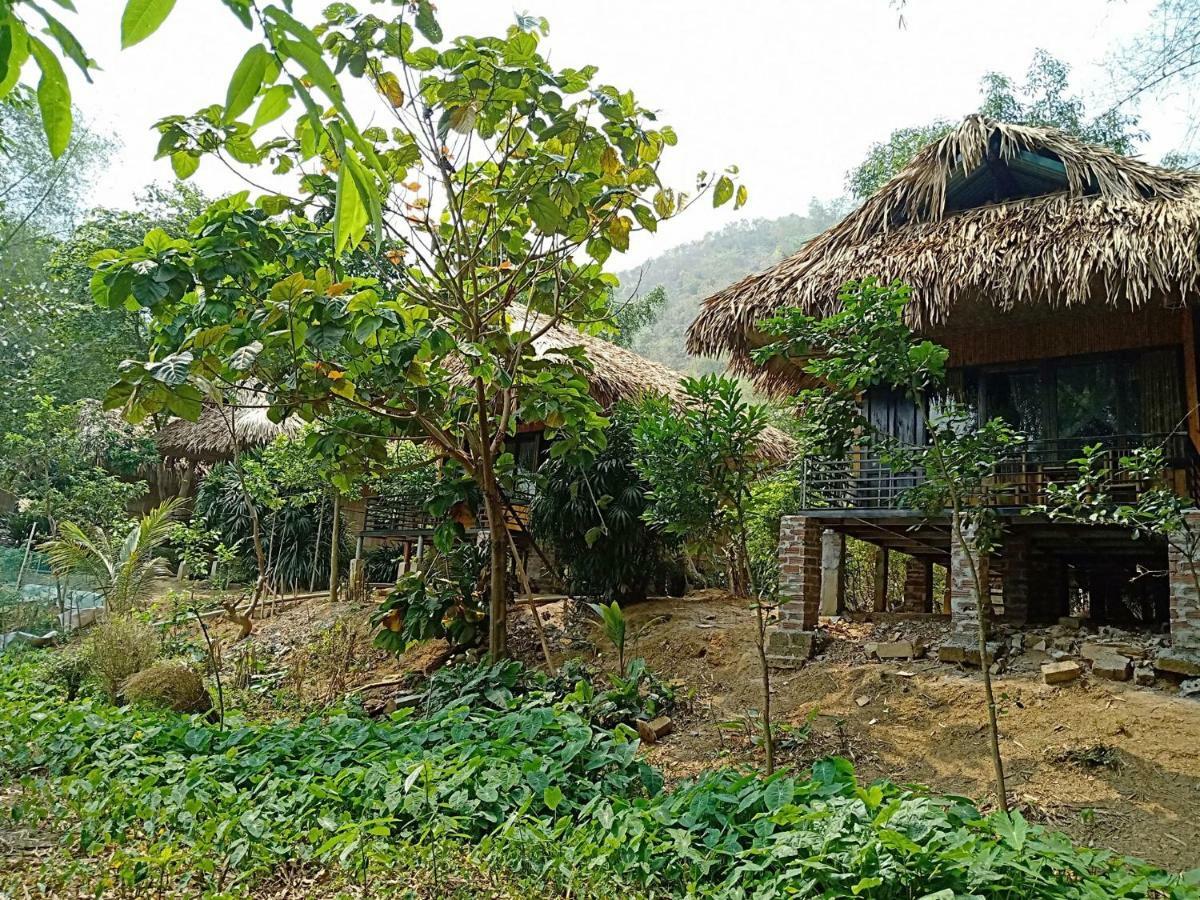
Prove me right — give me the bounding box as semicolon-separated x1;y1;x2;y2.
985;370;1043;438
1056;359;1140;439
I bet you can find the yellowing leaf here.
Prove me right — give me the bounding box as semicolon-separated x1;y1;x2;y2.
375;71;405;107
600;145;620;177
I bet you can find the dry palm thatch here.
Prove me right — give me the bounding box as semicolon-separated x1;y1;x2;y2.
155;388;304;463
518;308;794;462
155;319;793;465
687;115;1200;391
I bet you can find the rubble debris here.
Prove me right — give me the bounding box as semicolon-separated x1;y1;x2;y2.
1090;651;1133;682
855;695;871;707
938;634;1003;667
1134;666;1155;687
870;639;926;660
1155;651;1200;679
1042;661;1082;685
1181;679;1200;700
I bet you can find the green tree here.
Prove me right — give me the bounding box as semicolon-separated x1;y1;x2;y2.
632;373;776;772
757;279;1023;811
90;7;743;660
611;285;667;348
847;50;1144;198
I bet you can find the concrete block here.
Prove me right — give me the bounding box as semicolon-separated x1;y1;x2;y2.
1090;652;1132;682
1154;650;1200;678
766;628;815;667
1042;661;1081;685
874;639;926;660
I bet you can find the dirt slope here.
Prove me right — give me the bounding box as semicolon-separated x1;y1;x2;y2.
514;592;1200;872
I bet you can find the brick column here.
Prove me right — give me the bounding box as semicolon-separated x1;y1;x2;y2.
899;557;931;613
1000;530;1029;624
1167;513;1200;651
949;518;989;634
767;515;821;664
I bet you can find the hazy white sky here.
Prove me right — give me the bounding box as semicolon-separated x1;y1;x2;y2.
61;0;1179;265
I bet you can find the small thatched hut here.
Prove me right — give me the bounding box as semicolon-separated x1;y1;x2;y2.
687;115;1200;661
156;393;304;465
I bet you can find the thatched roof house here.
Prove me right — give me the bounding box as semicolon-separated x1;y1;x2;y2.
156;323;793;464
156;390;304;463
688;115;1200;390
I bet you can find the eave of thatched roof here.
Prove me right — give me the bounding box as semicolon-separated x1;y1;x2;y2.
156;390;303;463
687;115;1200;391
525;310;794;463
154;325;794;466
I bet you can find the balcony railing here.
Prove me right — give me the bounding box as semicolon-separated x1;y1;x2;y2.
797;433;1197;513
361;488;535;537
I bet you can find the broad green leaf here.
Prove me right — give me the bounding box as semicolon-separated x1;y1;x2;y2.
170;151;198;179
38;9;92;81
334;154;370;255
712;174;734;208
542;785;563;811
229;341;262;371
121;0;177;48
253;84;292;128
0;19;30;98
224;44;270;122
28;37;71;158
415;0;442;43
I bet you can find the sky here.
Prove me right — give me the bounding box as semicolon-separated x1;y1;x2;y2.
58;0;1183;266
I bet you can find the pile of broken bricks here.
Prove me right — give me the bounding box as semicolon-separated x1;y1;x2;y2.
859;618;1200;699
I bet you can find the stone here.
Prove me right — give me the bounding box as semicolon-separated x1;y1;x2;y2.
938;634;1004;667
636;716;674;744
1090;652;1132;682
855;695;870;707
1031;639;1048;652
1082;641;1145;662
1134;666;1155;687
1050;650;1070;661
1181;679;1200;700
1154;650;1200;678
1008;633;1026;653
874;639;926;660
864;641;879;659
1042;661;1082;685
766;628;815;666
1053;637;1076;652
1058;616;1085;630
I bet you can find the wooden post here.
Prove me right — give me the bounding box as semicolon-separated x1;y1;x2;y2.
872;547;889;613
15;524;36;593
402;541;412;574
328;494;341;603
819;529;845;616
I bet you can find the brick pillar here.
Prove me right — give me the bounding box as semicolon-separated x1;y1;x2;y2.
818;529;845;616
949;518;988;634
767;515;821;664
1000;531;1029;624
899;557;931;613
1167;513;1200;651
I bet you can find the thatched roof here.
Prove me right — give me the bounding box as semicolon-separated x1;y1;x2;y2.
523;309;794;462
156;390;303;463
688;115;1200;388
156;324;794;464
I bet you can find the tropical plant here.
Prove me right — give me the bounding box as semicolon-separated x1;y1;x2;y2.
757;278;1024;811
588;601;627;676
80;614;160;701
41;498;182;617
532;408;679;602
372;541;489;652
91;5;744;660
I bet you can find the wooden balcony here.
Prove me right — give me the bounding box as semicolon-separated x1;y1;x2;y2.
797;433;1198;515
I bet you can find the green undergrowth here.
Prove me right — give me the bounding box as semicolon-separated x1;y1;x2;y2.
0;653;1196;899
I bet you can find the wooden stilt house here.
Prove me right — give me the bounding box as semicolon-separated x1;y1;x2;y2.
688;115;1200;666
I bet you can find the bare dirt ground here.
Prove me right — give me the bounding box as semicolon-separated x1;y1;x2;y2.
510;590;1200;873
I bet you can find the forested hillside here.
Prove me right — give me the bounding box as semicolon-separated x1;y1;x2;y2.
616;200;849;372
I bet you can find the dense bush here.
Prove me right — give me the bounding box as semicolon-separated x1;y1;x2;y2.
532;407;681;602
80;615;159;700
0;655;1195;898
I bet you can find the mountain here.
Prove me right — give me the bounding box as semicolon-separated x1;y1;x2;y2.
615;199;850;373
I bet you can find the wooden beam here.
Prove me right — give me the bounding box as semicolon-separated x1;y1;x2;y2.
872;547;888;613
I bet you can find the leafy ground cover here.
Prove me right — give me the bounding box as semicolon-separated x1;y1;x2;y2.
1;652;1196;899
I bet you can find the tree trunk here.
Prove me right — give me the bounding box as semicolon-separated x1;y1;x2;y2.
754;603;775;776
484;491;509;661
328;494;341;603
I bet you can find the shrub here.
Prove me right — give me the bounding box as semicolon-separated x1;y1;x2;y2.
532;408;680;601
372;542;487;652
82;615;159;700
122;662;211;714
38;649;90;701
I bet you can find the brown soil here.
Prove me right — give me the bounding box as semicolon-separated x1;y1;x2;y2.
511;590;1200;873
